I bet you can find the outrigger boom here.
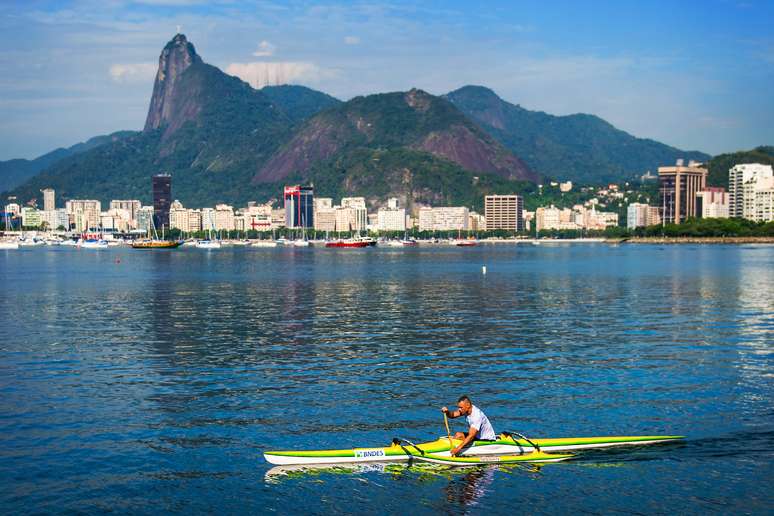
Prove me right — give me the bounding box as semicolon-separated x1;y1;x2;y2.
264;434;683;466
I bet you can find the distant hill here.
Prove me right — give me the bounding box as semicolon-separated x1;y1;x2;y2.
706;146;774;187
3;35;333;207
444;85;710;185
0;131;136;194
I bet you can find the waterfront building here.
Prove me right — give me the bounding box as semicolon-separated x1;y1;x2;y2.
201;208;216;232
469;212;486;231
696;188;729;219
5;203;21;217
627;203;661;229
21;207;41;228
536;204;618;232
242;204;273;231
136;206;155;233
314;207;337;232
40;209;69;231
284;185;314;229
100;209;132;232
270;208;285;228
728;164;774;219
110;200;142;226
377;202;406;232
152;174;172;231
658;160;707;224
485;194;524;232
418;207;469;231
754;176;774;222
42;188;55;211
334;206;359;232
214;204;235;231
341;197;367;231
66;200;102;232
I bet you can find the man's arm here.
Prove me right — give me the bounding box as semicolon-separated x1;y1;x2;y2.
451;426;479;456
441;406;462;419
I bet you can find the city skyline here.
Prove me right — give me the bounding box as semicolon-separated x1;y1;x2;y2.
1;1;772;161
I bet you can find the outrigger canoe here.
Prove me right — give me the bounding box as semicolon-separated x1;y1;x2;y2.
264;434;683;465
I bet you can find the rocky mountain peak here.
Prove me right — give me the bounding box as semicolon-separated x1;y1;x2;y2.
144;34;202;132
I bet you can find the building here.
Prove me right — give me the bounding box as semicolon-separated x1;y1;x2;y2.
40;209;69;230
485;194;524;232
242;204;273;231
136;206;155;233
627;203;661;229
65;200;102;232
21;207;42;228
110;200;141;226
201;208;216;232
214;204;235;231
377;198;406;232
42;188;55;211
284;185;314;228
418;207;469;231
536;204;619;232
469;212;486;231
314;207;337;232
152;174;172;231
271;208;286;228
728;164;774;219
696;188;729;219
341;197;367;231
754;176;774;222
658;160;707;224
560;181;573;193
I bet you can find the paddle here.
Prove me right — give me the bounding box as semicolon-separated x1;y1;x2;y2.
443;412;454;449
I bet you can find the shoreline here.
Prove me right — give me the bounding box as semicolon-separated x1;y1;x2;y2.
620;237;774;244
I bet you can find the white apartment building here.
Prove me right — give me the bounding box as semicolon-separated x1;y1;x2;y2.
754;176;774;222
418;207;469;231
729;163;773;219
340;197;367;231
377;207;406;231
40;209;69;230
214;204;235;231
696;189;729;219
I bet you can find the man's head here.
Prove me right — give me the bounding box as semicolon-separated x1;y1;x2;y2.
457;395;472;415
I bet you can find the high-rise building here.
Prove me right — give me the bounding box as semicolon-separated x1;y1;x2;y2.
485;195;524;232
377;206;407;231
42;188;55;211
658;160;707;224
696;188;729;219
284;185;314;228
728;164;774;219
417;207;469;231
152;174;172;231
753;176;774;222
110;200;142;226
627;203;662;229
65;200;102;231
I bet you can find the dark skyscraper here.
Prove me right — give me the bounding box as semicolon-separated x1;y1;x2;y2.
152;174;171;231
284;185;314;229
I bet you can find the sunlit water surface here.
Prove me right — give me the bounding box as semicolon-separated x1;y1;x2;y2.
1;244;772;514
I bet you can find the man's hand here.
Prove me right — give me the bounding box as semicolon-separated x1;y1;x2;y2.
450;446;462;457
441;406;449;414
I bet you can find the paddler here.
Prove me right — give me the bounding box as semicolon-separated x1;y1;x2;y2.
441;395;497;456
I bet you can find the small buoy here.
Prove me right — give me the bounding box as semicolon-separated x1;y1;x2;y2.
115;258;121;264
482;265;487;275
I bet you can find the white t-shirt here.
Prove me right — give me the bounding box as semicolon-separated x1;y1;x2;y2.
466;405;496;440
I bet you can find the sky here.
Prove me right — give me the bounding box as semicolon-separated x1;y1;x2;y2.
0;0;772;161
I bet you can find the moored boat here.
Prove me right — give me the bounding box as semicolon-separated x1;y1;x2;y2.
131;239;184;249
264;434;683;465
196;239;222;249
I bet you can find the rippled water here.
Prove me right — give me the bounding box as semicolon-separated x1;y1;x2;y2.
1;244;772;514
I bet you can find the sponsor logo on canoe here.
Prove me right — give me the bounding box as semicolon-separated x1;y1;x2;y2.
355;448;385;458
476;456;501;463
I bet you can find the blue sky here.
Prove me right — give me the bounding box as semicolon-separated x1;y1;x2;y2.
0;0;772;160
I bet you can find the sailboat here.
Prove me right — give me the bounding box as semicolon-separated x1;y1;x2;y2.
131;218;183;249
196;226;221;249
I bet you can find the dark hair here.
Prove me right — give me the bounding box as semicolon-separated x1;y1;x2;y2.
457;395;471;404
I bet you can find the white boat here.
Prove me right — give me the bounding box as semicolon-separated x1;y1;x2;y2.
293;239;310;247
0;240;19;250
78;238;109;249
231;240;250;246
196;239;222;249
251;240;278;248
60;239;78;247
18;238;45;247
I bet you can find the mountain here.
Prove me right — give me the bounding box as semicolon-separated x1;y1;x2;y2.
0;131;136;193
3;34;337;208
706;146;774;187
255;88;538;186
444;85;710;185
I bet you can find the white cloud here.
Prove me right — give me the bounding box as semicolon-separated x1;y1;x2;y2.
226;62;328;89
344;36;360;45
108;63;157;83
252;40;276;57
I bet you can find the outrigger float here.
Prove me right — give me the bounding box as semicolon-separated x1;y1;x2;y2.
264;433;683;466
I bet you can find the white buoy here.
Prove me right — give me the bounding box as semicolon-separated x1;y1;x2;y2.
482;265;487;275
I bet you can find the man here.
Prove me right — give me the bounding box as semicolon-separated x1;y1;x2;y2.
441;395;496;456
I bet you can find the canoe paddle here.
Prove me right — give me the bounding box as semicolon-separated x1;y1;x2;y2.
443;412;454;449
